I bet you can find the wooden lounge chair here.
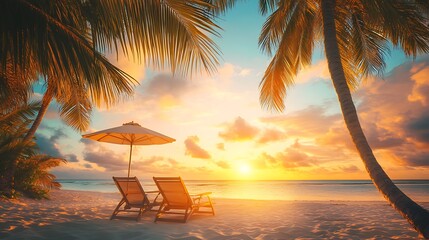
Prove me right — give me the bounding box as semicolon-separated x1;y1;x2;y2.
152;176;215;223
111;176;161;221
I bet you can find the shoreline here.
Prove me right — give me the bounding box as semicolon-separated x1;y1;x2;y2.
36;189;429;203
57;179;429;202
1;189;426;239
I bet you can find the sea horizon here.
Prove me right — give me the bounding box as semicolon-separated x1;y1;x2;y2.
57;179;429;202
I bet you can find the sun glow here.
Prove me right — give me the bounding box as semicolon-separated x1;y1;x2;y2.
238;164;252;175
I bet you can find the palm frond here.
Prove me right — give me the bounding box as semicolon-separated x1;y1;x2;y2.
259;1;294;56
0;59;36;111
0;102;65;198
364;0;429;56
56;86;92;132
259;1;318;111
259;0;278;15
32;155;65;189
350;11;388;77
15;154;66;191
85;0;221;76
1;0;136;108
31;155;66;170
0;101;40;133
204;0;241;15
0;131;37;168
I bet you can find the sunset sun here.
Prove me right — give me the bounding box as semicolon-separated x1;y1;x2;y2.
238;164;252;175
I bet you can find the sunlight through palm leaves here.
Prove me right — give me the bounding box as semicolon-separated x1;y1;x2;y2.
253;0;429;237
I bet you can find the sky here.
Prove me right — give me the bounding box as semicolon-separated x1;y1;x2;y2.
35;1;429;180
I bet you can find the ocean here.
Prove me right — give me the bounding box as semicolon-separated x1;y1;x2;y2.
57;179;429;202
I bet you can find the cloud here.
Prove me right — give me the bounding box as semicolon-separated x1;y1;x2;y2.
35;124;79;162
338;165;360;173
316;121;405;152
261;106;342;138
219;117;260;141
218;63;235;80
239;68;251;77
184;136;211;159
132;156;220;176
83;163;92;169
295;59;330;83
80;138;127;171
36;133;62;157
350;58;429;168
315;126;353;150
35;127;78;162
257;128;287;144
215;160;230;169
408;64;429;106
364;123;405;149
254;148;318;170
404;153;429;167
218;63;252;80
106;52;146;81
136;74;192;112
49;128;66;141
253;152;282;169
101;73;195;115
144;74;191;99
83;150;125;170
216;143;225;151
256;57;429;170
64;154;79;163
132;156;185;174
405;112;429;143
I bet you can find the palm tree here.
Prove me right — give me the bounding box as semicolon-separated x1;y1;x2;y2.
258;0;429;237
1;0;222;142
0;101;65;199
1;0;222;195
14;154;66;199
0;102;39;197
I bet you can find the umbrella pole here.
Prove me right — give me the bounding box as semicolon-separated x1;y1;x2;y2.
128;143;133;178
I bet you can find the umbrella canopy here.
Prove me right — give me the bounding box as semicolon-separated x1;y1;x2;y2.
82;121;175;177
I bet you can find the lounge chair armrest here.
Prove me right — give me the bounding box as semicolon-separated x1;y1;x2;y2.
146;190;159;194
191;192;212;197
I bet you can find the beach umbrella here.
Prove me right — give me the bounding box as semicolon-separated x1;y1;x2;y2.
82;121;175;177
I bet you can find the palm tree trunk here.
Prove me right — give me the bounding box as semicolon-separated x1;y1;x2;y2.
23;87;54;143
321;0;429;238
0;158;15;198
4;87;55;198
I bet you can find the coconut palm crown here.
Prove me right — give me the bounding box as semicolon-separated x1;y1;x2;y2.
258;0;429;238
0;0;222;137
0;0;223;197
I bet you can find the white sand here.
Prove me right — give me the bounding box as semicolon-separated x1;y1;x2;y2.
0;190;427;239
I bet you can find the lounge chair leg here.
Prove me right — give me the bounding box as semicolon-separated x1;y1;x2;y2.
183;208;189;223
208;196;215;215
136;209;142;221
111;198;126;220
184;208;195;223
154;201;166;222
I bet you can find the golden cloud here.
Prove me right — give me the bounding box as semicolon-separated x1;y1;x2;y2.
257;128;287;144
219;117;260;141
184;136;211;159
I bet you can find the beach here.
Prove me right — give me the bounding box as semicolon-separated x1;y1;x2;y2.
0;190;427;239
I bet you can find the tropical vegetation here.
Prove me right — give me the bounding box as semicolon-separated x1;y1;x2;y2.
0;0;222;198
1;0;221;140
0;102;65;199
